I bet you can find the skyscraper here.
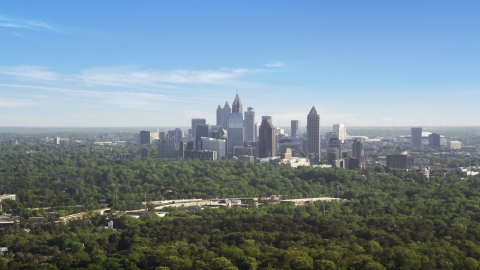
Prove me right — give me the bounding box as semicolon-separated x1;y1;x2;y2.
158;135;177;159
174;128;184;144
291;120;300;137
139;130;152;145
216;105;223;127
222;102;231;129
196;124;211;138
244;107;255;142
411;127;422;148
352;138;364;166
259;117;276;158
232;93;243;113
307;106;320;164
192;118;206;139
227;112;244;157
428;133;440;147
333;124;347;142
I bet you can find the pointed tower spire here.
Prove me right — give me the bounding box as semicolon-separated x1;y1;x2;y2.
232;93;243;113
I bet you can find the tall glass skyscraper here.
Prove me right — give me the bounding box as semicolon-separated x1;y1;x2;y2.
259;117;276;158
228;113;243;157
244;107;255;142
291;120;300;137
307;106;320;164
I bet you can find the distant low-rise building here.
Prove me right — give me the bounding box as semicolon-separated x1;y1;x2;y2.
448;141;462;149
184;150;217;160
0;194;16;203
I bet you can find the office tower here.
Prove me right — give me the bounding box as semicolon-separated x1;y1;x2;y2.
192;118;206;138
262;116;272;121
259;117;276;158
244;107;255;142
227;112;244;157
139;130;152;145
216;105;223;127
411;127;422;148
174;128;184;144
255;122;258;141
325;132;338;145
216;102;231;130
222;102;231;129
196;124;211;138
428;133;441;147
333;124;347;142
159;131;166;141
167;130;176;137
351;138;364;166
201;137;226;160
232;93;243;113
386;152;408;170
307;106;321;164
179;142;186;158
327;138;342;165
291;120;300;137
158;135;177;159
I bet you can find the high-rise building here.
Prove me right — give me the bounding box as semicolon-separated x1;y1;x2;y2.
351;138;364;165
232;93;243;113
307;106;321;164
259;117;276;158
196;124;211;138
216;102;231;130
195;124;211;150
291;120;300;138
244;107;255;142
411;127;422;148
386;152;408;170
201;137;227;160
174;128;184;144
139;130;152;145
158;135;177;159
222;102;231;129
333;124;347;142
159;131;166;141
428;133;441;147
192;118;206;138
227;113;244;157
216;105;223;127
262;116;272;121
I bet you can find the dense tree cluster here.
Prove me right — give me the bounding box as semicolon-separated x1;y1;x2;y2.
1;144;480;269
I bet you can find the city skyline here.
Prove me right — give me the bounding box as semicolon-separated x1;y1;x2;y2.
1;1;480;127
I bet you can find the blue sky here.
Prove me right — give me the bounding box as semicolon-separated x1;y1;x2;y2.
1;1;479;127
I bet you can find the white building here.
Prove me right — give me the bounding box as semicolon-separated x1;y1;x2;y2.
448;141;462;149
201;138;227;160
0;194;16;203
333;124;347;142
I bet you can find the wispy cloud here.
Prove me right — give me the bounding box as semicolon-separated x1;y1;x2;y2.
0;65;265;88
0;98;37;108
0;66;60;81
0;15;59;32
77;67;261;86
264;61;285;68
0;22;25;28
